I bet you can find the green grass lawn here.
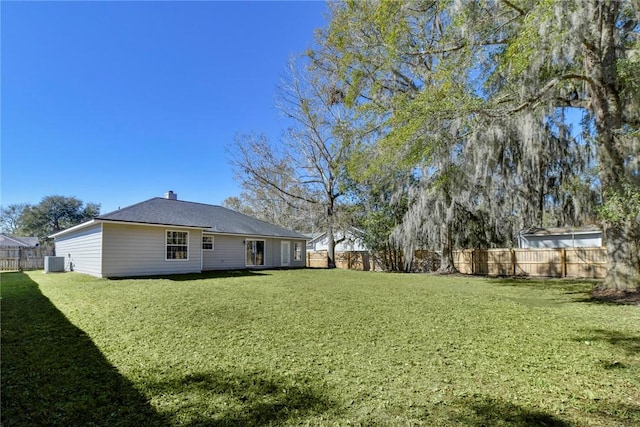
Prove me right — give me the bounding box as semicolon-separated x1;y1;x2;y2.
2;269;639;426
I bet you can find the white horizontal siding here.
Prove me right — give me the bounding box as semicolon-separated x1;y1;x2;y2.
202;235;247;270
265;239;276;268
310;232;367;251
202;236;307;270
102;223;202;277
54;224;102;277
520;233;603;249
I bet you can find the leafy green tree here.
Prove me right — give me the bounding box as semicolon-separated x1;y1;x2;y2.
315;0;524;271
20;195;100;240
318;0;639;288
348;167;414;271
483;0;640;288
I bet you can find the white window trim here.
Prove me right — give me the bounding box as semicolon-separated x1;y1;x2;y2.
166;230;189;261
245;239;266;267
281;241;290;266
202;235;214;251
294;241;302;261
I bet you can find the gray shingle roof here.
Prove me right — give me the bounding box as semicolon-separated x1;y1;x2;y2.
97;198;305;239
0;234;40;247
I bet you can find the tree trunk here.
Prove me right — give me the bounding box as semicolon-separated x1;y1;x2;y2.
604;223;640;289
325;190;338;269
327;226;337;269
585;0;639;289
439;221;457;273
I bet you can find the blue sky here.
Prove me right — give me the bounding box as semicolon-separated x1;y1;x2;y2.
1;1;328;214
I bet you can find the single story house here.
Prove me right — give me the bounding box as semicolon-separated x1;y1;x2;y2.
306;227;367;252
517;226;603;249
0;234;40;248
50;191;307;278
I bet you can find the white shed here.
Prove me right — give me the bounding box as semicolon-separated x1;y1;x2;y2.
518;226;603;249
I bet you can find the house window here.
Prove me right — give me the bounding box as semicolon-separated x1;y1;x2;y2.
246;239;265;266
202;235;214;251
166;230;188;260
294;241;302;261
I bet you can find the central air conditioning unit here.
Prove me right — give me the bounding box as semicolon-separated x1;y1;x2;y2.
44;256;65;273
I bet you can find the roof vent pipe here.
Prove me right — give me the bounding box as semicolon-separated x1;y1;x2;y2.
165;191;177;200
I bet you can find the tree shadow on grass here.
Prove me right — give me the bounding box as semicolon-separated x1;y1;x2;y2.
463;398;573;426
576;328;640;357
489;277;600;294
146;369;338;426
574;290;640;306
423;396;574;426
0;272;168;426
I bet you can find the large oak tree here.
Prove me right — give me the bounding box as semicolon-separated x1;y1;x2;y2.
317;0;638;288
10;195;100;240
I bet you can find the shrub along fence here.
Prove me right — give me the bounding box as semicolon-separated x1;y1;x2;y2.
0;246;54;271
308;247;607;278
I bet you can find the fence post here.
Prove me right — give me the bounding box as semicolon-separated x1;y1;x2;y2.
510;248;516;276
471;249;479;276
561;248;567;278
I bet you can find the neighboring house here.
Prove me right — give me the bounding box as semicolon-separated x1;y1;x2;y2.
50;191;307;278
0;235;47;272
518;226;603;249
307;227;367;252
0;234;40;247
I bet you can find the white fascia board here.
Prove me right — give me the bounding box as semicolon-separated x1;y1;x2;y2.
49;219;99;239
306;233;326;244
523;231;601;238
564;231;602;236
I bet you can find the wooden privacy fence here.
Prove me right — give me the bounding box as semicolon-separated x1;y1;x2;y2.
453;248;607;278
306;250;328;268
0;246;54;271
307;250;380;270
308;247;607;278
